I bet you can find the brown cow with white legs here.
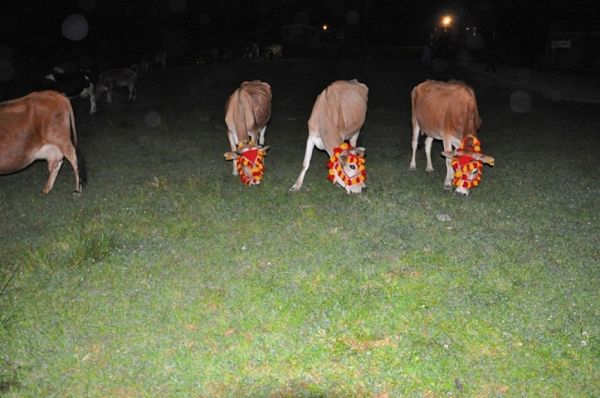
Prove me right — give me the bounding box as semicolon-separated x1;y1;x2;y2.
223;80;272;185
409;79;494;195
0;91;87;194
290;79;368;194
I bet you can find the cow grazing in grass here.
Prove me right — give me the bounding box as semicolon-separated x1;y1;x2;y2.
409;79;494;195
0;91;87;194
290;79;368;194
223;80;272;183
139;50;167;77
43;65;96;114
95;67;137;104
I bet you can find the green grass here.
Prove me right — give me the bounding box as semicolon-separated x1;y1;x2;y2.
1;58;599;397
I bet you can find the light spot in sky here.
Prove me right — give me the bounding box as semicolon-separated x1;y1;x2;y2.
61;14;88;41
510;89;532;114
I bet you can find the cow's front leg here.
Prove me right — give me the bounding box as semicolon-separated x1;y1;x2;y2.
443;140;454;190
258;125;267;146
290;135;316;191
349;131;360;147
106;89;112;103
227;131;239;175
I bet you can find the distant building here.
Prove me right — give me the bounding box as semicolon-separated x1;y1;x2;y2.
546;31;600;72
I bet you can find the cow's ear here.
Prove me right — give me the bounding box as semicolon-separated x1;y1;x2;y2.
354;147;366;157
224;151;238;161
338;153;348;165
441;151;454;159
259;145;270;155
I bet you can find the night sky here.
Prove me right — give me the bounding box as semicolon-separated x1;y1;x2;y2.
0;0;596;94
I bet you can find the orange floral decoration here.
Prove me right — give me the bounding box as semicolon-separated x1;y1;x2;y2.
451;136;483;190
236;147;265;185
327;142;367;188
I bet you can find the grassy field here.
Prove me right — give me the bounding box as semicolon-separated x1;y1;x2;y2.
1;57;599;397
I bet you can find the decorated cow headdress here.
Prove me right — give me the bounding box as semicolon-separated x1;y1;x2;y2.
442;135;494;195
327;142;367;194
224;142;270;186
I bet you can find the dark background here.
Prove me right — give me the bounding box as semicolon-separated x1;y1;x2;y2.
0;0;597;99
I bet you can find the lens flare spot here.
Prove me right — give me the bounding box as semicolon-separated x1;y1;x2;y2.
510;89;532;114
61;14;89;41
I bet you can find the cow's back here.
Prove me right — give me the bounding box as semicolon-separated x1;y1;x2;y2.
0;91;72;172
225;80;272;139
412;80;480;139
309;79;368;152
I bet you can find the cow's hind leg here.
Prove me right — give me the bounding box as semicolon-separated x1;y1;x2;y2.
35;144;65;194
290;136;316;191
61;144;83;194
424;136;435;172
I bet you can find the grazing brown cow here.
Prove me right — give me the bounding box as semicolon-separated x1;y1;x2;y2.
96;67;137;104
290;79;368;194
409;79;494;195
223;80;272;181
0;91;87;194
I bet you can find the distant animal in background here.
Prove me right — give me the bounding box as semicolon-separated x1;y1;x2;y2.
138;50;167;77
264;44;282;60
242;43;260;60
95;67;137;104
43;65;96;114
291;79;369;194
409;79;494;195
0;91;87;194
223;80;272;182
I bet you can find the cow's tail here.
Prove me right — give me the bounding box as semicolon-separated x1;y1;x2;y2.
68;101;88;188
465;96;478;138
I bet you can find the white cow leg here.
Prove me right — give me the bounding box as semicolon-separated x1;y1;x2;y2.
349;131;360;147
258;125;267;146
106;89;112;103
443;141;454;189
424;136;434;172
227;131;239;175
290;136;316;191
409;122;420;170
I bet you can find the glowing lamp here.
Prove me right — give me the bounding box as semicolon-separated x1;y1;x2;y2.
441;15;453;28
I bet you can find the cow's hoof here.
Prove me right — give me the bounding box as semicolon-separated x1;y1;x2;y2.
72;191;82;198
444;184;453;191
